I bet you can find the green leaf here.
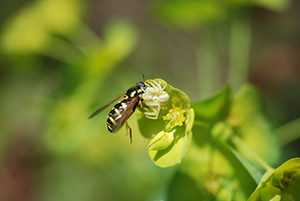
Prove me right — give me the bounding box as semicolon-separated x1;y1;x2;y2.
192;84;233;123
151;0;290;30
220;141;264;185
191;83;279;199
254;0;291;12
152;0;227;29
228;84;280;165
276;117;300;146
44;20;138;155
217;141;259;197
167;171;209;201
227;0;290;11
83;19;139;79
0;0;83;55
192;85;232;148
169;140;253;200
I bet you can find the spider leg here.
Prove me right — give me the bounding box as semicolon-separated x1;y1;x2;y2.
153;79;161;91
161;83;167;92
156;103;160;119
152;79;165;94
144;102;160;119
148;79;160;91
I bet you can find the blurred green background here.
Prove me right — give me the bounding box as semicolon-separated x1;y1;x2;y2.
0;0;300;200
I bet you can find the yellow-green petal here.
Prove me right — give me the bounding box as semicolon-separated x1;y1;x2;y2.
148;130;175;150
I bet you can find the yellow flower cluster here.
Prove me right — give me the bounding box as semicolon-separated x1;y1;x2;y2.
163;103;186;129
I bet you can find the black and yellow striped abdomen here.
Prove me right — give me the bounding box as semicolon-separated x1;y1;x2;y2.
105;82;147;133
106;100;129;133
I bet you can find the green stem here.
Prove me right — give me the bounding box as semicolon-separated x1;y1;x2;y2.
196;24;221;99
39;37;80;65
66;22;103;55
228;12;252;87
231;135;272;171
276;117;300;146
40;22;102;64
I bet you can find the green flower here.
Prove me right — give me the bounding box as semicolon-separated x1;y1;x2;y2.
248;158;300;201
137;78;194;167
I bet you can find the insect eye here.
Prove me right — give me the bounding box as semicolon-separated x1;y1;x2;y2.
136;82;147;89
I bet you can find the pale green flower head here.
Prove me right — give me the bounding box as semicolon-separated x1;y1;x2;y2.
137;78;194;167
248;158;300;201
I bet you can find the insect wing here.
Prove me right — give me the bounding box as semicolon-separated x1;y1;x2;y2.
88;95;123;119
111;97;139;133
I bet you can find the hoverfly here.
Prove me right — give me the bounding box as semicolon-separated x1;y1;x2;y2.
88;81;148;145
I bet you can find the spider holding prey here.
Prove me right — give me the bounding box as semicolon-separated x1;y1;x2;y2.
88;78;170;144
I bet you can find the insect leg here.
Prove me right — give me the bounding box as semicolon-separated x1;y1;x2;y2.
125;121;132;145
124;110;135;145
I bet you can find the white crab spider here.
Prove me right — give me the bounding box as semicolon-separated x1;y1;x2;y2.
143;79;170;119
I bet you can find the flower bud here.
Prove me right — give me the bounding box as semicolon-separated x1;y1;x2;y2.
148;130;175;150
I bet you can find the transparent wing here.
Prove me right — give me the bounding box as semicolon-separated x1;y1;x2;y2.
111;97;139;145
112;97;139;132
88;95;123;119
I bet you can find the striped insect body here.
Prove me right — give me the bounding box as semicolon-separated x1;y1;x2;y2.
89;81;147;144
